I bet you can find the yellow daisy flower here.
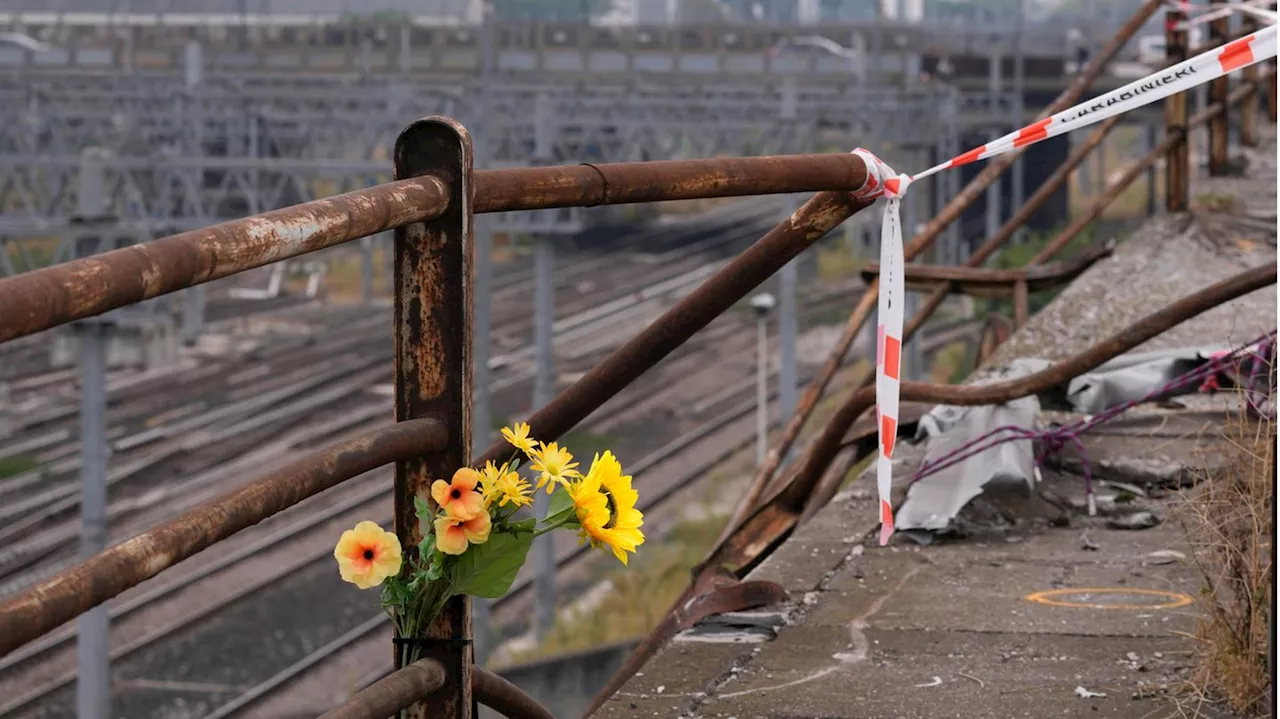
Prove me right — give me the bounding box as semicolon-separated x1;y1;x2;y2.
530;441;580;494
501;422;537;455
567;451;644;565
333;521;402;589
480;460;532;509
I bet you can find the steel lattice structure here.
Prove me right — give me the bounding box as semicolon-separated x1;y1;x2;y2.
0;72;976;242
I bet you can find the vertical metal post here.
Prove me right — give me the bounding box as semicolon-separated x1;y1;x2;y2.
76;319;110;719
529;87;558;643
392;117;474;719
985;132;1001;240
361;235;375;303
777;197;798;433
1165;7;1190;212
1011;0;1027;243
755;309;770;468
1094;128;1106;190
1240;4;1259;147
1208;9;1230;176
182;41;205;343
1269;5;1279;125
1145;123;1159;216
181;285;204;345
901;178;923;380
471;2;496;666
1077;130;1093;197
531;234;556;642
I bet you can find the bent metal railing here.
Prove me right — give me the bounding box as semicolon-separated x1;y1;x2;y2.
0;3;1276;715
0;126;878;718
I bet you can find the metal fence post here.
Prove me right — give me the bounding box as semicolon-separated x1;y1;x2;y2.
1240;4;1259;147
1145;123;1159;216
531;232;557;642
777;196;799;433
1208;9;1230;176
1165;7;1190;212
76;319;110;719
392;117;474;719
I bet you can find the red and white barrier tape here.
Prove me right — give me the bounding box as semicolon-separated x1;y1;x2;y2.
852;23;1277;546
1166;0;1277;28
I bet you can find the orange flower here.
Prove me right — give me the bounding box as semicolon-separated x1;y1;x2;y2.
434;512;492;555
431;467;485;520
333;521;402;589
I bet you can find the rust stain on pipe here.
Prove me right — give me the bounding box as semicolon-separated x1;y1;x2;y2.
0;177;449;343
472;154;867;213
0;418;448;657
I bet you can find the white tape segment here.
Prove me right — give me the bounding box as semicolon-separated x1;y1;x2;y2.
1167;0;1278;28
854;24;1277;546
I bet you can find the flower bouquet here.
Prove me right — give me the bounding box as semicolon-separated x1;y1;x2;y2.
333;423;645;664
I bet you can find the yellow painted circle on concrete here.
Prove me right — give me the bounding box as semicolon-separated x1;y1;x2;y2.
1023;587;1194;610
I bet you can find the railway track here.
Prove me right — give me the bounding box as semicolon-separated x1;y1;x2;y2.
0;202;977;718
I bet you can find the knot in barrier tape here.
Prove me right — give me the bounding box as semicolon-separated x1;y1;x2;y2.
850;148;912;202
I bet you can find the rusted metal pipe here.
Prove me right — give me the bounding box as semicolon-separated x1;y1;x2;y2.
0;177;449;343
1012;279;1030;329
317;660;447;719
0;418;448;657
0;155;867;346
707;0;1166;555
473;153;867;214
473;667;556;719
717;262;1277;580
1030;73;1272;265
860;242;1114;297
474;189;870;469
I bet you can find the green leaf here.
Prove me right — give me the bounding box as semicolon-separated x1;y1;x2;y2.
449;531;534;599
508;517;537;534
417;533;436;560
414;495;432;524
544;488;580;528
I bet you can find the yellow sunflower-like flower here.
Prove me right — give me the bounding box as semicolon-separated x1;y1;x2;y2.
480;460;532;509
501;422;537;455
530;441;580;494
334;521;403;589
567;451;644;565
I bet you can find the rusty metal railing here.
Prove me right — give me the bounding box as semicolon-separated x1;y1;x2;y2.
0;0;1275;714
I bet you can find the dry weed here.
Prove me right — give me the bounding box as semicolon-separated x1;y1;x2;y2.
1175;381;1275;717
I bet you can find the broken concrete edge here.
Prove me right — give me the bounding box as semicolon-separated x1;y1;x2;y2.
594;487;881;717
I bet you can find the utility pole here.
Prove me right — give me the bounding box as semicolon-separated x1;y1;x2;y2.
751;293;776;468
472;0;495;665
74;148;111;719
181;40;205;344
530;90;558;644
